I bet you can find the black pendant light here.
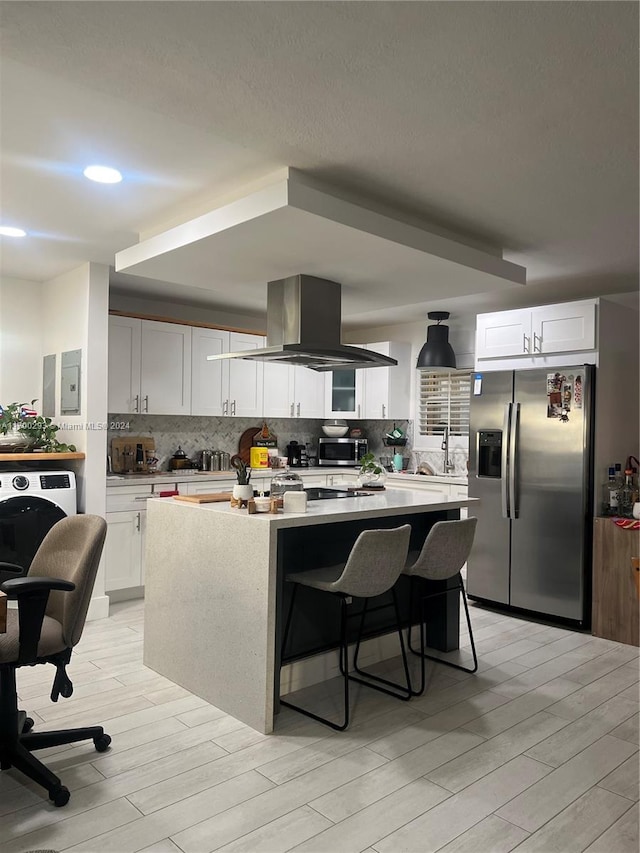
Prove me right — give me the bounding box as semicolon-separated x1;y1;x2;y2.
416;312;457;370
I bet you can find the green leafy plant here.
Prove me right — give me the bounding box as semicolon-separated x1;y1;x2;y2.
0;401;76;452
359;452;383;476
232;457;252;485
0;401;33;434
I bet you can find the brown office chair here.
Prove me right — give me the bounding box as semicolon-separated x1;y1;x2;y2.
0;514;110;806
403;517;479;696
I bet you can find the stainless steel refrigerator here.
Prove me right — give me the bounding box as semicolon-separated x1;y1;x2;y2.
467;364;595;625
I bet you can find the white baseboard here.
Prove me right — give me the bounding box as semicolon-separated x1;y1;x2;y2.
86;594;110;621
107;587;144;604
280;629;409;695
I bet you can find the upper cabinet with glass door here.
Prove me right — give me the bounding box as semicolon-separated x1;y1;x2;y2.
324;368;365;419
324;342;411;420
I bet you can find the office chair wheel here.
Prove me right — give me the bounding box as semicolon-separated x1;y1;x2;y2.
93;734;111;753
22;717;35;733
50;785;70;807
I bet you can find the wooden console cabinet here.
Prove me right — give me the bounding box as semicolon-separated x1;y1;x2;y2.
592;517;639;646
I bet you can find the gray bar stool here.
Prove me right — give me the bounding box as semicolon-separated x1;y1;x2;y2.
280;524;412;731
403;517;478;696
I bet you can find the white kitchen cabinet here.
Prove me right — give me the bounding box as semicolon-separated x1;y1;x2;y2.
141;320;192;415
531;300;596;354
451;484;469;520
475;300;597;362
228;332;265;417
325;472;359;486
108;316;142;414
182;479;235;496
105;510;145;592
105;485;151;593
297;473;327;487
325;368;365;419
191;329;264;417
386;479;448;498
362;342;411;420
108;316;191;415
263;363;325;419
191;328;230;416
475;309;533;360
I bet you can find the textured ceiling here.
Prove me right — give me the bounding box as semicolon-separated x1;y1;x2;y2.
1;1;637;325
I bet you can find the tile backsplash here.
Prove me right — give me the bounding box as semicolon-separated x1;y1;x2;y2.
107;415;418;471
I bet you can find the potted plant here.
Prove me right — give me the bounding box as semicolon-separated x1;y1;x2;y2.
0;401;76;452
357;451;387;489
231;457;253;500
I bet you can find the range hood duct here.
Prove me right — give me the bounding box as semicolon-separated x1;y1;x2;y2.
208;275;397;371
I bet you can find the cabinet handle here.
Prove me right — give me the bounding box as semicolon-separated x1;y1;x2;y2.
357;404;360;418
134;496;149;501
231;400;236;416
523;334;530;353
133;394;140;413
296;402;300;417
290;402;294;417
382;404;386;419
533;332;542;353
135;512;141;532
143;395;149;413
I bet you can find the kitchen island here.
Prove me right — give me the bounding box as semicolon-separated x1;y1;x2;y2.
144;488;476;733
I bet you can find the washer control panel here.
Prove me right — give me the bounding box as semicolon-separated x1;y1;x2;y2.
0;471;76;495
39;474;71;490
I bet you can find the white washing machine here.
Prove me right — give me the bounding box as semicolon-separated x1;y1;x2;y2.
0;470;77;570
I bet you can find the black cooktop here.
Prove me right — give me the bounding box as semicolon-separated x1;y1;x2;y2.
305;487;372;501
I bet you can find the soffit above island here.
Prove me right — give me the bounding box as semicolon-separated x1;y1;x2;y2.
115;170;526;324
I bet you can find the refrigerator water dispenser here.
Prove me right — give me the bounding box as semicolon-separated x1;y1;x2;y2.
477;431;502;478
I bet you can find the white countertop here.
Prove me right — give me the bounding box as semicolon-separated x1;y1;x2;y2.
154;487;477;529
107;468;468;487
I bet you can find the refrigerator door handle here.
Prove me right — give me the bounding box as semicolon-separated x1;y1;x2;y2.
509;402;520;518
501;403;512;519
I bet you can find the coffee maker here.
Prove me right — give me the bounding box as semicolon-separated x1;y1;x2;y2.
286;440;306;467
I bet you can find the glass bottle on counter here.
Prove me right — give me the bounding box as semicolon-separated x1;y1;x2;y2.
620;468;638;517
602;467;621;516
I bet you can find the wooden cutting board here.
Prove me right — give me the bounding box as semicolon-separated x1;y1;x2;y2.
173;492;234;504
238;427;262;464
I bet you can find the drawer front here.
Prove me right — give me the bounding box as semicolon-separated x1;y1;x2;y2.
106;486;152;512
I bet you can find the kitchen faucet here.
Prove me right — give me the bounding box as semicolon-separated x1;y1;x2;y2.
441;425;455;473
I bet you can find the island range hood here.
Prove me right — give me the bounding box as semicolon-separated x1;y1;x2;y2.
207;274;397;371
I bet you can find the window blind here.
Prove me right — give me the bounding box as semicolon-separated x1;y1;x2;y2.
418;371;472;436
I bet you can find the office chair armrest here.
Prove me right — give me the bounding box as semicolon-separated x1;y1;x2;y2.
1;576;75;596
0;561;27;585
1;577;75;665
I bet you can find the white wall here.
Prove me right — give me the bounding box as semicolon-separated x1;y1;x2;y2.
0;276;43;404
42;262;110;619
594;298;639;508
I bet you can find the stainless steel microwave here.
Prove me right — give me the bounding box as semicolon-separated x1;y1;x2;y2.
317;437;368;467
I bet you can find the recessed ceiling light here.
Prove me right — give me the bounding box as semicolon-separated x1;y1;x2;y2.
83;165;123;184
0;226;27;237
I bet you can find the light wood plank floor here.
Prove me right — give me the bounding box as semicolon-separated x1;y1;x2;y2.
1;599;638;852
